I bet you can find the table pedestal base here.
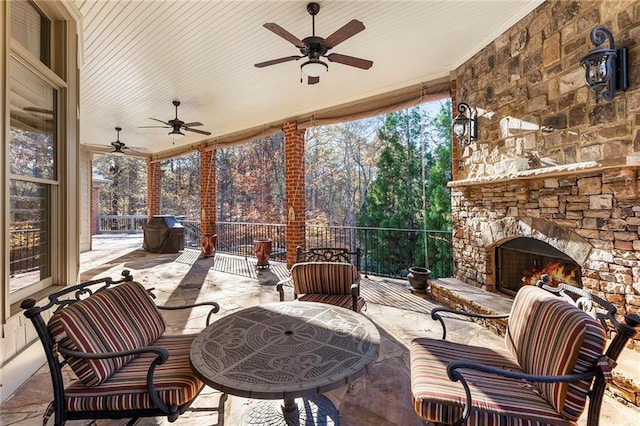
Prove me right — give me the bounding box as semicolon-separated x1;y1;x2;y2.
242;395;339;425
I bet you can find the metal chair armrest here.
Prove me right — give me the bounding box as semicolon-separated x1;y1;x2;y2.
58;344;169;363
431;307;509;340
276;277;293;302
158;302;220;326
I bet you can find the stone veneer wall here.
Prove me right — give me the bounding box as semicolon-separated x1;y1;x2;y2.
454;0;640;176
451;0;640;351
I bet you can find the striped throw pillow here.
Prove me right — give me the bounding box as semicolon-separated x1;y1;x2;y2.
48;281;166;387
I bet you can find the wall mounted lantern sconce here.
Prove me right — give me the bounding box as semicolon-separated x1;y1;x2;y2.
452;102;477;146
580;25;628;103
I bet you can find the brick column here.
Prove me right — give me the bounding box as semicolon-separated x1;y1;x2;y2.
200;144;217;256
147;159;161;218
283;121;306;267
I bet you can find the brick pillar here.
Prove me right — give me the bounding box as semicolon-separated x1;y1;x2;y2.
283;121;306;267
147;159;161;218
451;79;460;181
200;145;217;256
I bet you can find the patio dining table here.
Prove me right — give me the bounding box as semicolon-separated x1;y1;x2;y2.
190;301;380;425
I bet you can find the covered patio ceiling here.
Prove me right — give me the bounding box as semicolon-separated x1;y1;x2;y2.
74;0;544;158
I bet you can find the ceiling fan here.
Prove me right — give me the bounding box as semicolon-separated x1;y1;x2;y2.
255;2;373;85
108;127;144;155
140;100;211;137
86;127;148;156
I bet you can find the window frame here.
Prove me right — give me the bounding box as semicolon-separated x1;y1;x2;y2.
7;0;67;305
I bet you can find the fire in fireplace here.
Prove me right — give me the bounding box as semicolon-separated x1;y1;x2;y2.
495;237;581;296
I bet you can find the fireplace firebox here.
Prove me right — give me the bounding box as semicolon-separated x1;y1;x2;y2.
495;237;581;296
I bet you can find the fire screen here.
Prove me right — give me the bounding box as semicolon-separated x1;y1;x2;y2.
495;237;581;296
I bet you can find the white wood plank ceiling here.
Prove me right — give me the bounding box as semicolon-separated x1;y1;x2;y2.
72;0;544;156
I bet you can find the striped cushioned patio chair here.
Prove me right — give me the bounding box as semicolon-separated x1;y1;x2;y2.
410;284;640;426
21;271;221;426
285;261;365;312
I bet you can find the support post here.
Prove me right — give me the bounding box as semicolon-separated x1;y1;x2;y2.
283;122;306;268
200;145;217;256
147;160;161;218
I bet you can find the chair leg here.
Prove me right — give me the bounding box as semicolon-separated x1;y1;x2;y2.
185;392;228;426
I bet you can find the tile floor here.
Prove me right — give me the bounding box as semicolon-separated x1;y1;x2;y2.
1;235;638;425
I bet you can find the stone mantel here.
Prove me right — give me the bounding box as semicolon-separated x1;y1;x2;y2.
449;158;640;188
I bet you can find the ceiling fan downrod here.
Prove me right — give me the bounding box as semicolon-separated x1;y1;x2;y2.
307;2;320;36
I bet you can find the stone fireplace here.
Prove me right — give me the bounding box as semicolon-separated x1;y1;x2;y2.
447;0;640;351
450;166;639;328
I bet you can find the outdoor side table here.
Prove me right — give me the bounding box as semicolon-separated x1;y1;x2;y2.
190;301;380;425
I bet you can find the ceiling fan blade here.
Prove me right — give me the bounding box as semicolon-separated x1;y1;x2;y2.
139;125;170;129
327;53;373;70
182;121;203;127
323;20;365;49
84;144;114;153
308;76;320;85
149;117;170;125
263;23;305;48
185;127;212;136
255;56;302;68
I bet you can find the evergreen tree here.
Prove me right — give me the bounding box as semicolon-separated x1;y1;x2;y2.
358;108;425;275
358;102;453;277
422;101;453;277
424;101;452;231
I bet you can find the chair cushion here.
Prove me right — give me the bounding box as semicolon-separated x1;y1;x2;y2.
410;338;572;425
48;281;166;387
298;294;366;312
64;334;203;412
291;262;358;295
505;286;606;420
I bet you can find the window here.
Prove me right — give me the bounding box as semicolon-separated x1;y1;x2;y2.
10;0;51;66
9;58;58;299
8;0;64;303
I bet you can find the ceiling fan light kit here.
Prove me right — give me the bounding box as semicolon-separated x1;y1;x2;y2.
168;128;185;137
255;2;372;84
301;59;328;77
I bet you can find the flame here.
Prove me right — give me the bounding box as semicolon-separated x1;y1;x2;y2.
522;261;580;286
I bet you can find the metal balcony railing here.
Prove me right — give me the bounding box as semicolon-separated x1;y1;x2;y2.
10;228;42;276
210;222;452;279
98;214;147;233
89;217;454;280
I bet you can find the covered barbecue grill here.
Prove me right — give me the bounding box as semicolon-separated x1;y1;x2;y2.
143;215;184;253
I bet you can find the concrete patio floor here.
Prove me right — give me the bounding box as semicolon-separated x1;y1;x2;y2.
2;234;638;425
